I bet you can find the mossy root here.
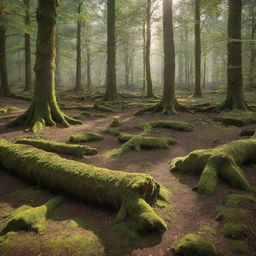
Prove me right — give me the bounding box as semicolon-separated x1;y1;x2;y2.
69;133;104;143
16;139;97;158
1;196;64;234
0;139;167;232
170;138;256;195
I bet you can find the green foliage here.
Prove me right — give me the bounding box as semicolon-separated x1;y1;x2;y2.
172;233;216;256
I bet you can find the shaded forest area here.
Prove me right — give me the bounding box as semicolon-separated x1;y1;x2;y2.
0;0;256;256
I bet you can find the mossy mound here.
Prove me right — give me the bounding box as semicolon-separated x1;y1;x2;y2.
1;197;64;234
109;134;175;157
16;138;97;158
69;133;104;143
109;116;121;127
225;193;256;208
0;107;19;114
215;206;244;222
223;223;247;239
213;115;256;127
9;189;39;201
44;220;105;256
137;120;194;133
231;240;248;255
172;233;216;256
0;138;167;232
170;138;256;195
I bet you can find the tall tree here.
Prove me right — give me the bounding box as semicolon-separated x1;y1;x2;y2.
145;0;154;98
74;0;83;91
9;0;81;132
136;0;185;115
223;0;248;110
104;0;118;100
193;0;202;97
0;0;10;97
23;0;32;92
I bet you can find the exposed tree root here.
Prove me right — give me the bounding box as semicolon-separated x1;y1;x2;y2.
213;115;256;127
7;101;82;133
135;100;188;116
69;133;104;143
16;139;97;158
1;196;64;234
170;136;256;195
109;133;176;157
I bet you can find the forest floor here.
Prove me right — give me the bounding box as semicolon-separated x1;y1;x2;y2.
0;90;255;256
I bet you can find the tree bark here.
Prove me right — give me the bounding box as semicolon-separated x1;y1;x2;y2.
24;0;32;92
0;0;10;97
193;0;202;97
9;0;81;132
74;1;83;92
145;0;154;98
55;28;61;90
104;0;118;100
86;39;91;91
142;21;146;92
224;0;248;110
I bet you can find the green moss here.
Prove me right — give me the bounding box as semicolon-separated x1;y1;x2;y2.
172;233;216;256
230;240;248;255
0;232;17;244
103;127;120;136
170;138;256;195
110;116;121;127
136;120;194;133
0;138;167;232
1;197;64;234
140;161;152;167
9;189;39;201
214;115;256;127
16;139;97;158
225;193;256;208
223;223;247;239
200;225;217;236
69;133;104;143
0;108;7;114
110;135;176;156
215;206;243;222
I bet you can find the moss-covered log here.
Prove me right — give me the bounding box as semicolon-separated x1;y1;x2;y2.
1;196;64;234
16;139;97;158
170;138;256;195
136;120;194;133
69;133;104;143
0;139;167;232
109;133;176;156
213;116;256;127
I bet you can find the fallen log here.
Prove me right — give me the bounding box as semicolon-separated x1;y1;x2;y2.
0;139;167;232
16;139;97;158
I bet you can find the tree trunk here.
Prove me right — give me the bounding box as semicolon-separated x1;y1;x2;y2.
9;0;81;132
0;0;10;97
193;0;202;97
24;0;32;91
104;0;118;100
86;39;91;91
223;0;248;110
145;0;154;98
74;2;83;92
55;28;61;90
124;43;129;88
249;0;256;89
142;21;146;92
184;26;189;88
